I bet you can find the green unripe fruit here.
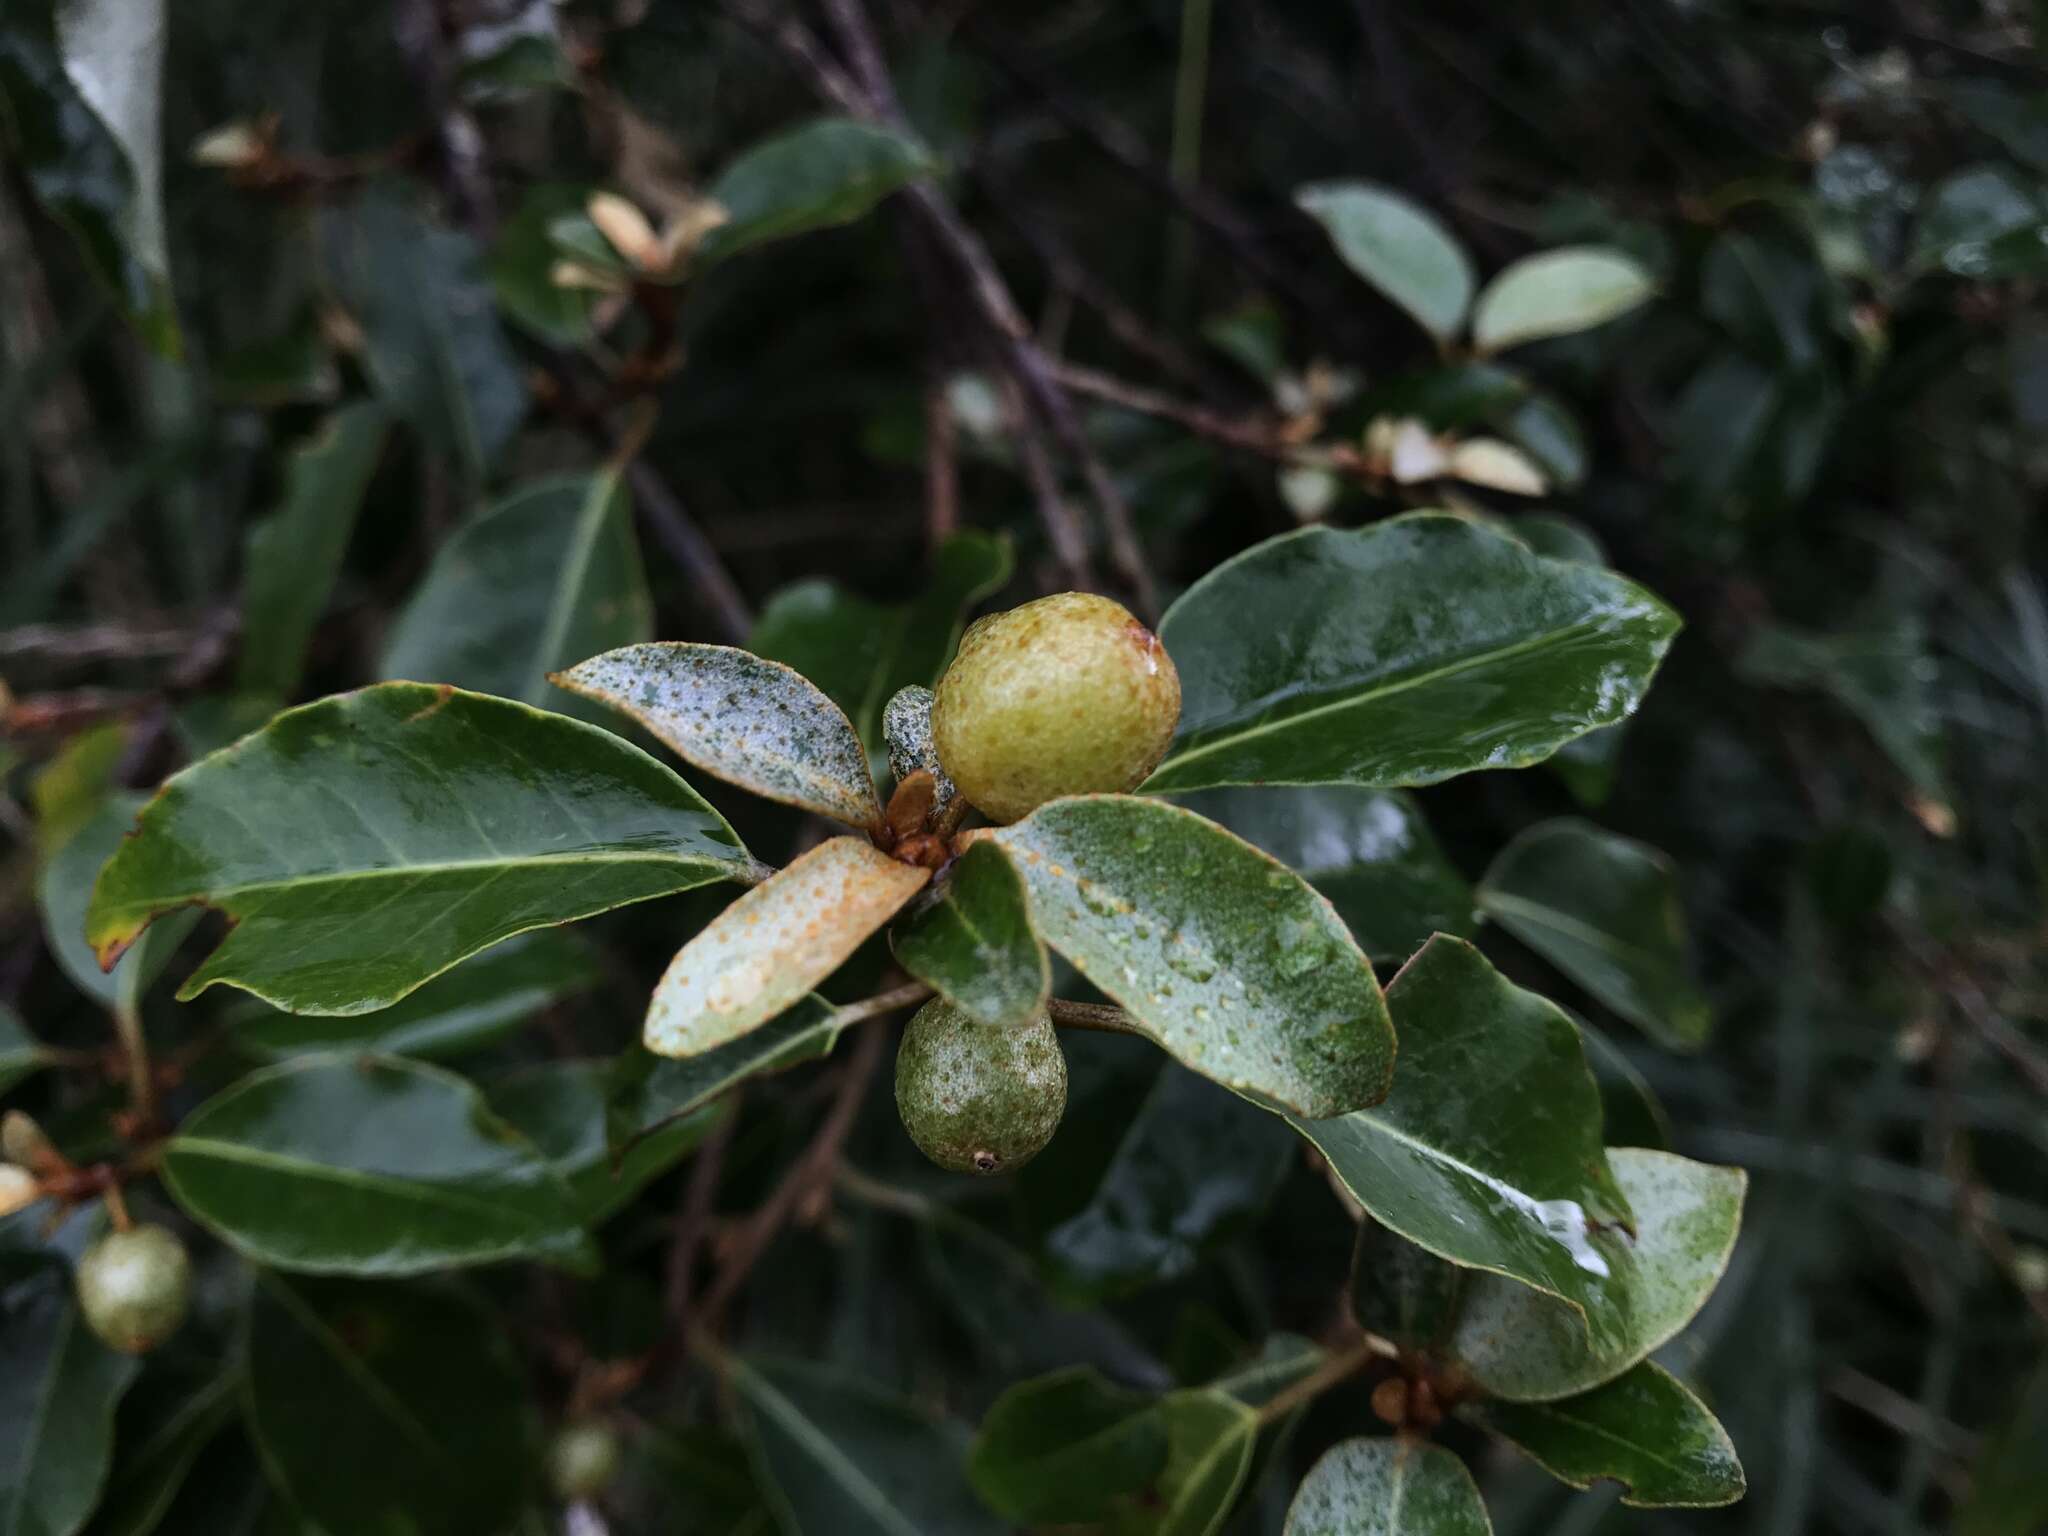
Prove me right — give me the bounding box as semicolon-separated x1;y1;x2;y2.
75;1223;191;1354
895;999;1067;1175
547;1419;624;1502
931;592;1180;824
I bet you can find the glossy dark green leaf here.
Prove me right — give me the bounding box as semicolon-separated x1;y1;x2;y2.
233;930;602;1061
321;189;526;483
1175;788;1475;963
643;837;928;1058
245;1272;528;1536
1957;1367;2048;1536
553;642;879;829
384;472;651;715
1549;727;1624;808
487;1059;722;1223
0;1254;140;1536
1472;247;1654;353
730;1355;1004;1536
990;797;1395;1119
1146;516;1680;794
606;993;851;1154
1350;1221;1464;1354
1046;1063;1294;1302
163;1055;592;1274
0;1006;48;1096
698;118;936;266
751;531;1013;754
1444;1148;1745;1401
968;1368;1167;1524
0;0;176;352
1478;819;1712;1050
1463;1361;1744;1508
1579;1020;1671;1151
238;404;388;699
85;684;750;1016
85;1368;239;1536
1135;1389;1259;1536
39;794;195;1013
1912;164;2043;275
891;842;1048;1029
1283;1438;1491;1535
1295;183;1475;342
1284;935;1635;1359
1738;619;1949;809
486;183;601;344
1508;513;1606;567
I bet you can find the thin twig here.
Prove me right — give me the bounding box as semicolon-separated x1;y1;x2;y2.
664;1097;740;1333
1255;1332;1396;1426
1050;360;1300;460
923;378;958;548
698;1018;892;1323
626;461;755;642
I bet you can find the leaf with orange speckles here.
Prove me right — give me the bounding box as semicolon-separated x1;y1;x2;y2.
645;837;930;1058
553;642;883;830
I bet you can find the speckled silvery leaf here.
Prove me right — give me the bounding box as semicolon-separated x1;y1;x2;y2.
1283;1438;1492;1536
553;642;883;830
989;795;1394;1120
1462;1360;1745;1509
883;684;957;815
1284;935;1638;1362
644;837;929;1058
1442;1147;1745;1402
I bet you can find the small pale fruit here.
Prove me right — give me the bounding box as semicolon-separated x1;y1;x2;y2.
75;1223;192;1354
0;1165;40;1217
931;592;1179;823
894;999;1067;1175
548;1419;624;1501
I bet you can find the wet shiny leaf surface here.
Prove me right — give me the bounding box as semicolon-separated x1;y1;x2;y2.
1463;1360;1745;1508
233;930;602;1061
1295;183;1475;342
1046;1063;1295;1302
553;642;879;829
644;837;928;1058
1146;516;1679;793
1350;1220;1464;1353
163;1055;592;1274
1176;788;1476;963
1478;818;1712;1049
730;1356;1003;1536
699;118;936;266
246;1273;527;1536
1283;1438;1492;1535
85;684;749;1016
967;1367;1167;1523
1285;936;1635;1359
1472;247;1655;353
991;797;1394;1119
892;841;1047;1029
384;472;651;715
1443;1148;1744;1401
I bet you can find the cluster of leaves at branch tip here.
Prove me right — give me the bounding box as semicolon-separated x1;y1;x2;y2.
882;684;958;820
73;1222;193;1355
931;592;1181;824
894;998;1068;1174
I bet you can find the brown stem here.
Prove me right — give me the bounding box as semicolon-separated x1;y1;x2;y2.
698;1019;890;1323
1255;1332;1396;1427
998;374;1095;592
923;380;959;548
662;1095;740;1338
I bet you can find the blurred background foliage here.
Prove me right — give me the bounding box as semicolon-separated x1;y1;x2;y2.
4;1;2048;1533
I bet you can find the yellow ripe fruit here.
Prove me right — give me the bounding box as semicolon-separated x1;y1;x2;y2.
931;593;1180;823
